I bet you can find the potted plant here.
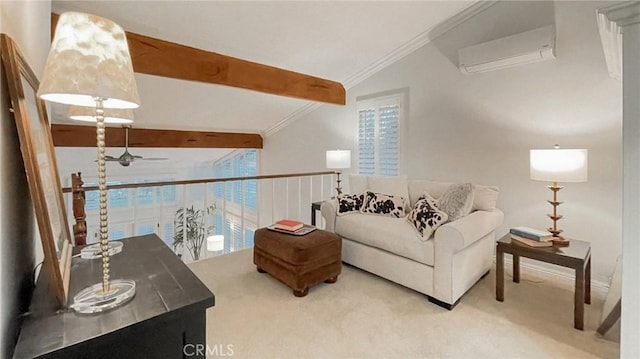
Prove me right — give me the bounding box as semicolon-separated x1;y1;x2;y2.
173;204;216;261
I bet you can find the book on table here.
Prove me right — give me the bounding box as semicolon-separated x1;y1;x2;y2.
509;226;553;242
274;219;304;232
511;234;553;247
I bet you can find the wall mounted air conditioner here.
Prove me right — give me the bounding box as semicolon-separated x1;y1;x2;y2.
458;25;556;74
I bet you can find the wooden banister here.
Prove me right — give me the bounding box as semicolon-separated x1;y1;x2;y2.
64;171;336;247
71;172;87;246
62;171;336;193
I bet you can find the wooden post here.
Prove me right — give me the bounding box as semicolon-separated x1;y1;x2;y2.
71;172;87;246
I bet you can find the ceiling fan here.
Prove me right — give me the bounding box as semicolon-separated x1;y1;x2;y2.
104;126;168;167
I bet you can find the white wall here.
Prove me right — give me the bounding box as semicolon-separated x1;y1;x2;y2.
0;0;51;356
262;0;621;286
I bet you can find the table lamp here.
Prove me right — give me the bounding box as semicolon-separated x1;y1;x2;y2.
326;150;351;195
38;12;140;313
530;145;588;246
71;106;133;261
207;235;225;252
69;106;134;124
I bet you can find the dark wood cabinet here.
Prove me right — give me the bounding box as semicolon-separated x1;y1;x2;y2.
13;234;214;358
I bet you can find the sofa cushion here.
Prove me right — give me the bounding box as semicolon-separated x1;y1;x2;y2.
472;185;499;211
337;193;366;216
407;194;448;240
348;175;368;194
361;191;407;218
335;213;434;266
438;183;474;222
408;180;499;212
408;180;452;208
367;175;409;203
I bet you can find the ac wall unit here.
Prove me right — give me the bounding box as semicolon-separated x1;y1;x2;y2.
458;25;556;74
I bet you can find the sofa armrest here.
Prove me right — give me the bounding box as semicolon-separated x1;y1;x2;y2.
434;209;504;253
320;199;339;232
432;209;503;304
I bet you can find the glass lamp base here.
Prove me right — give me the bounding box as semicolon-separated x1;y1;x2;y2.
70;279;136;314
80;241;123;259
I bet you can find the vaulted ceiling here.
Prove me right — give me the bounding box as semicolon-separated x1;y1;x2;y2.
50;1;475;136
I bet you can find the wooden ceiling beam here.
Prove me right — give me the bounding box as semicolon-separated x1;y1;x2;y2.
51;124;263;149
51;13;346;105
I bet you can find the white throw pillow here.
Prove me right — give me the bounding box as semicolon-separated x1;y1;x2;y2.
473;184;499;211
407;194;448;240
367;175;409;206
438;183;474;222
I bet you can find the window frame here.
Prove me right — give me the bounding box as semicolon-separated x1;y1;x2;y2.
355;92;405;176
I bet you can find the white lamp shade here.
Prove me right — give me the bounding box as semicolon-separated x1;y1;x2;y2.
530;149;588;182
207;235;224;252
326;150;351;169
38;12;140;109
68;106;134;124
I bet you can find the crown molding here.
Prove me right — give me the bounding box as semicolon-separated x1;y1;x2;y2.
342;0;497;89
263;102;322;138
264;0;498;137
598;1;640;27
597;2;640;80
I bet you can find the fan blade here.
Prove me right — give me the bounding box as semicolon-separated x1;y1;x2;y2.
96;156;120;162
142;157;169;161
132;155;143;159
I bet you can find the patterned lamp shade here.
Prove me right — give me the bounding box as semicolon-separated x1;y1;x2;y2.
68;106;134;124
37;12;140;109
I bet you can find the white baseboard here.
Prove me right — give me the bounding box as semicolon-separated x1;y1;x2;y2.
495;256;610;301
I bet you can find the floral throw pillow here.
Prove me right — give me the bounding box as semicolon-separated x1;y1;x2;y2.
407;194;448;240
337;193;366;216
361;191;407;218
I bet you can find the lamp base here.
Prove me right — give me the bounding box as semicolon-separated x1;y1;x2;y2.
80;241;123;259
70;279;136;314
551;235;570;247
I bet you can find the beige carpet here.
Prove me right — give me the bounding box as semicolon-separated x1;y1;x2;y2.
189;249;618;359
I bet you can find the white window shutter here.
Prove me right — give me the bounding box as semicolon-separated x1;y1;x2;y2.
378;104;399;176
357;95;402;176
358;108;376;175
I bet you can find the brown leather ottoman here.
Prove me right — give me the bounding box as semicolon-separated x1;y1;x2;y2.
253;227;342;297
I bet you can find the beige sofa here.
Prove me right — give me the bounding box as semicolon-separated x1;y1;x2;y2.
321;176;504;309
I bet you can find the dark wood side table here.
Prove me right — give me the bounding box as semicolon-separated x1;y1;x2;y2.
13;234;214;358
311;201;323;226
496;233;591;330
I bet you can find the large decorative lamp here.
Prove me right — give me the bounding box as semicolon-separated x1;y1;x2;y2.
530;145;588;246
326;150;351;195
38;12;140;313
72;106;133;261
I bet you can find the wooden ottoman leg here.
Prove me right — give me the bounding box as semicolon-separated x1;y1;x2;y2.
257;266;266;273
293;287;309;297
324;276;338;284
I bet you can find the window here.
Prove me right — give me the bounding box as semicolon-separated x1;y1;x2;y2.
85;181;129;210
212;149;259;254
213;149;258;210
80;174;179;247
356;94;403;176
